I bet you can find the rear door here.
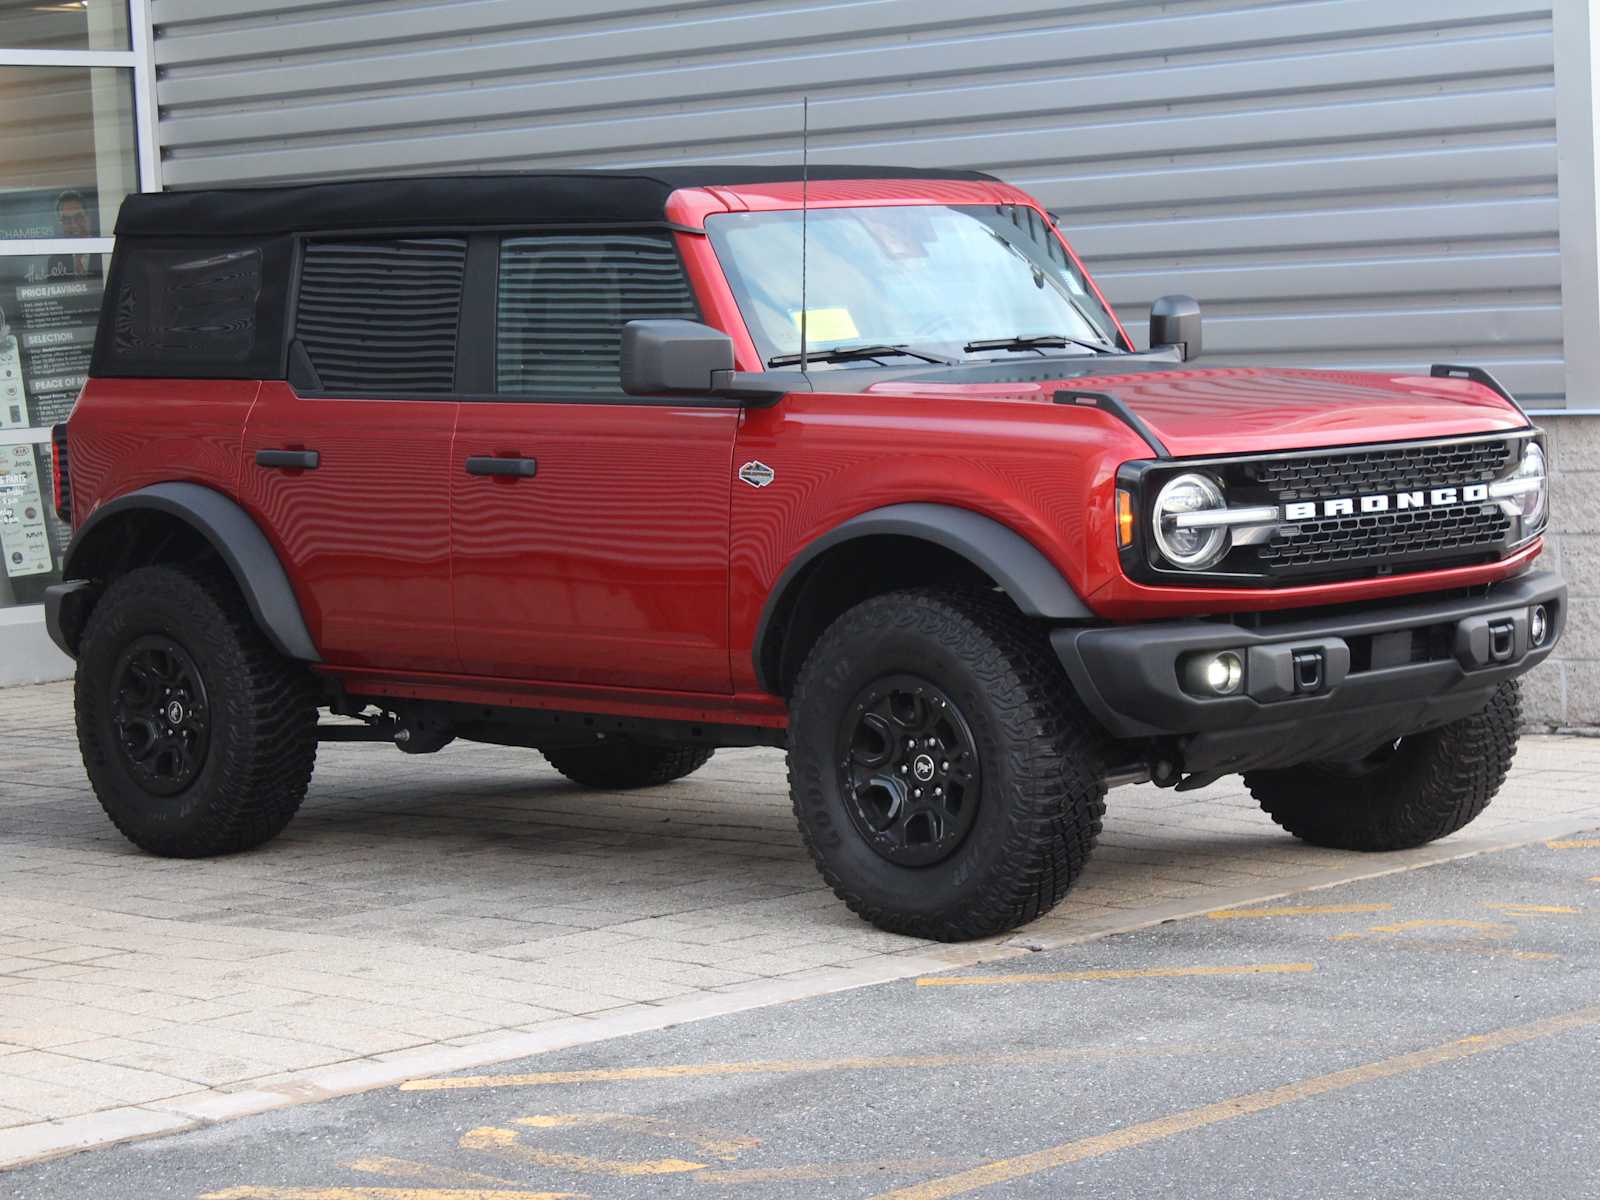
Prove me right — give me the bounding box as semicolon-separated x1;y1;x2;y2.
449;230;738;691
238;237;463;672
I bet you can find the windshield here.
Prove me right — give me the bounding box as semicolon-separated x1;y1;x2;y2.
705;203;1123;368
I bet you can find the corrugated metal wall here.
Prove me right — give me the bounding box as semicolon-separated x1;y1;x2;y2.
149;0;1564;404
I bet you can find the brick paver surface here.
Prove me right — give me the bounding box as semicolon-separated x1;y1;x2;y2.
2;679;1597;1155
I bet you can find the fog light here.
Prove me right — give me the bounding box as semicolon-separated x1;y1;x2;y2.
1530;605;1549;648
1184;650;1245;697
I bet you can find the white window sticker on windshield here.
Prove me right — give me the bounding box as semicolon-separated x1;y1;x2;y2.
789;307;859;343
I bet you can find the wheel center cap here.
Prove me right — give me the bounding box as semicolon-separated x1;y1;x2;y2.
912;754;936;782
165;700;185;725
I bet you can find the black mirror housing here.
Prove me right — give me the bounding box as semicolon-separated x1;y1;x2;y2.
621;319;736;395
1149;295;1201;361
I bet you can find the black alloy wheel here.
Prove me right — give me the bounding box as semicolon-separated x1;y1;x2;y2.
788;587;1108;941
838;674;981;867
110;634;211;796
76;563;318;857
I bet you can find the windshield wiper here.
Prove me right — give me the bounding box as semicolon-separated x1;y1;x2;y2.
767;343;958;368
964;333;1121;355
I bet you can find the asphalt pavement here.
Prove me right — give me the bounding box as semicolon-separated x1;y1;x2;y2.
7;834;1599;1200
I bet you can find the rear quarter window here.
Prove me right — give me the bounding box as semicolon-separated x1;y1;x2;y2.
92;236;291;378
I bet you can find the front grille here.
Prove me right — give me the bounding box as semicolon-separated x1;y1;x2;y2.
1240;436;1518;580
1228;436;1522;581
1247;440;1511;502
1129;433;1534;586
1256;506;1512;572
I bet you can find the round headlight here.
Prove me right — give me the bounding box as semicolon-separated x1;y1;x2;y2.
1511;441;1547;531
1153;473;1229;570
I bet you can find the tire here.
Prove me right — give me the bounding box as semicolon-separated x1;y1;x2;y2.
788;588;1105;941
543;743;715;789
1245;680;1521;851
74;564;319;857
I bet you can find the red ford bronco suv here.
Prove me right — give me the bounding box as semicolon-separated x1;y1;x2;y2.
46;167;1562;940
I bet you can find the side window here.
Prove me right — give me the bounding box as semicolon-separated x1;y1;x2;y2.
495;232;697;396
294;237;466;394
112;248;261;363
92;236;291;380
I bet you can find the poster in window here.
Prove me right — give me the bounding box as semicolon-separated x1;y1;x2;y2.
0;188;106;585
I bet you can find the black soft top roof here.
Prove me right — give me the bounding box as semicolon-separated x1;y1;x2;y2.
114;166;999;238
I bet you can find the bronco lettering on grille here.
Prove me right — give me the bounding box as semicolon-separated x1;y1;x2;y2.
1283;483;1490;521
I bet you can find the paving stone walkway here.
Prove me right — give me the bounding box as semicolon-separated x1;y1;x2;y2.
2;679;1597;1165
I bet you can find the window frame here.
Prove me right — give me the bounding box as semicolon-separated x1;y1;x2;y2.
0;0;161;214
91;235;292;379
485;225;707;405
284;222;725;406
704;201;1128;367
285;232;471;399
0;2;158;613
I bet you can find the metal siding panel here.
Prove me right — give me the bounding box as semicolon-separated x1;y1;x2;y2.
1095;251;1562;304
156;29;1555;150
152;0;1565;405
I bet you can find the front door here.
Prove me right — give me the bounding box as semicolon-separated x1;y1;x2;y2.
450;230;737;692
238;237;465;672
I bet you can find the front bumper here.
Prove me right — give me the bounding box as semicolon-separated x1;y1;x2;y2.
1053;570;1564;775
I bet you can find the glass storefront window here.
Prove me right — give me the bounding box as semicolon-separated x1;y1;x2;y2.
0;0;130;52
0;251;103;605
2;8;144;623
0;65;139;240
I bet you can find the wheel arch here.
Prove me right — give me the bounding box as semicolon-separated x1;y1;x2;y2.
57;482;319;662
752;503;1092;696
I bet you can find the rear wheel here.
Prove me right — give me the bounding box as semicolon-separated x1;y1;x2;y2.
75;564;318;857
788;588;1105;941
1245;681;1521;851
542;743;714;789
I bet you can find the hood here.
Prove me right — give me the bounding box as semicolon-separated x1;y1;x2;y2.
862;361;1529;458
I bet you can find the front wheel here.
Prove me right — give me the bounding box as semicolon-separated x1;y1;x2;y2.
1245;680;1521;851
788;588;1106;941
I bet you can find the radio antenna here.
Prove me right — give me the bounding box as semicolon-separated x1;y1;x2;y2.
799;94;809;375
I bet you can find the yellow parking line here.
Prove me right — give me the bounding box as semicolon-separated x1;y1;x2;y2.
513;1114;758;1160
345;1158;529;1190
1347;919;1512;939
1547;838;1600;849
1484;903;1579;915
460;1126;706;1176
1206;903;1391;920
694;1159;969;1185
916;963;1314;988
870;1004;1600;1199
400;1043;1227;1092
204;1190;582;1200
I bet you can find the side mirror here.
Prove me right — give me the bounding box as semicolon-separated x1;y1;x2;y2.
620;319;735;395
1149;295;1201;361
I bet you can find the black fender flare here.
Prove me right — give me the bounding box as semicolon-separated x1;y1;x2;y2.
61;481;320;662
752;502;1093;692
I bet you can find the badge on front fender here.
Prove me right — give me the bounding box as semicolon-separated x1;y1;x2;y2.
739;461;775;488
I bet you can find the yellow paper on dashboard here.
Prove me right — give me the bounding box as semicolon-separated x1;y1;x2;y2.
790;307;860;343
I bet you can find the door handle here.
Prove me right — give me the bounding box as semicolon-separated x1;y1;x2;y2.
256;449;320;470
465;455;538;478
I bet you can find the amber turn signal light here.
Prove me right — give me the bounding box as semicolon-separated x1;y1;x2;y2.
1116;488;1135;548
